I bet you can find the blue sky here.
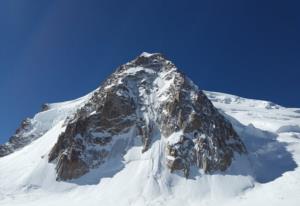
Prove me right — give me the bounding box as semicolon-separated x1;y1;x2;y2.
0;0;299;143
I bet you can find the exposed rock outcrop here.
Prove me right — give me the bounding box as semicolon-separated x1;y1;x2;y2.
0;118;35;157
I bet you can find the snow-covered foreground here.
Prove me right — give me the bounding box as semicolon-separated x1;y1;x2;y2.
0;91;299;206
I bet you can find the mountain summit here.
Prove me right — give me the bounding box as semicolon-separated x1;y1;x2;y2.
1;53;246;180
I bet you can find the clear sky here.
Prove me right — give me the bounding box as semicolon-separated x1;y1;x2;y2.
0;0;299;143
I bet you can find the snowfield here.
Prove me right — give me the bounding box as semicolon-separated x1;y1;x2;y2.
0;90;299;206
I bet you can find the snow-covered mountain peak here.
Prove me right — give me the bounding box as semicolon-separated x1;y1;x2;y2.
44;54;246;181
1;54;247;183
1;54;299;206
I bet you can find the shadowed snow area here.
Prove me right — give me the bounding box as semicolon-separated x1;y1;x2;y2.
0;90;299;206
223;113;297;183
277;125;300;133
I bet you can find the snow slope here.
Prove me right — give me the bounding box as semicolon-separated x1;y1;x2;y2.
207;91;300;206
0;91;299;206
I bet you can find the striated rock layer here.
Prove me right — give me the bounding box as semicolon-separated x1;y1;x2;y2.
47;53;246;180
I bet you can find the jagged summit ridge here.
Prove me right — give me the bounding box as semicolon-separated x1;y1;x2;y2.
46;53;246;180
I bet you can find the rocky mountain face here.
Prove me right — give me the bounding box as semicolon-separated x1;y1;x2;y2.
0;118;40;157
46;52;247;180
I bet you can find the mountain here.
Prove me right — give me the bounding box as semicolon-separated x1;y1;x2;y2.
0;53;299;206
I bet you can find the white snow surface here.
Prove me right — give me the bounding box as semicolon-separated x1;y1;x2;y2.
140;52;159;58
20;92;94;143
0;90;300;206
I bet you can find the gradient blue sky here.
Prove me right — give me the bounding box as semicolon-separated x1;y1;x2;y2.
0;0;299;143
